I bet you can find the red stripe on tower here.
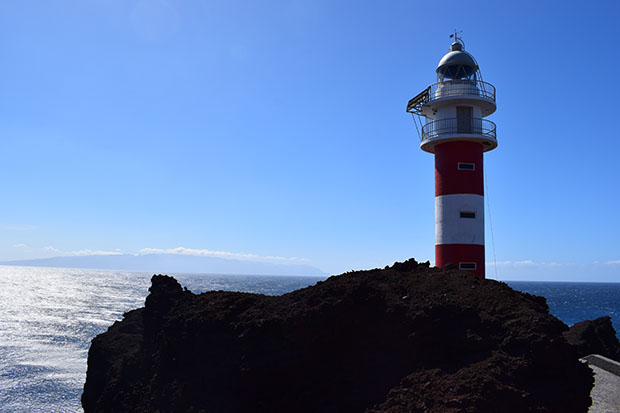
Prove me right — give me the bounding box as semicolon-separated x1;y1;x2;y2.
406;33;498;278
435;141;483;197
436;244;485;278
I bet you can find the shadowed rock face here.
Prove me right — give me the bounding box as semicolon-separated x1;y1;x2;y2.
563;316;620;360
82;259;594;413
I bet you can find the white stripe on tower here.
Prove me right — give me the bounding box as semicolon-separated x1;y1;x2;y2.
435;194;484;245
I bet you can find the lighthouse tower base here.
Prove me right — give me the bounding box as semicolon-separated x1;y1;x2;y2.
434;141;486;278
436;244;485;278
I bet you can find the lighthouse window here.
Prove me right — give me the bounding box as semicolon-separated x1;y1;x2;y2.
460;211;476;219
459;262;477;270
458;162;475;170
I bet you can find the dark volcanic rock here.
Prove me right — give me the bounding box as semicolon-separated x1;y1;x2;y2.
82;260;594;413
563;316;620;360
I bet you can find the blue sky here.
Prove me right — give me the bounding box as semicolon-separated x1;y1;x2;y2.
1;0;619;281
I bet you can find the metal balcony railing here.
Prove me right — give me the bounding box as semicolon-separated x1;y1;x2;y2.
407;80;496;114
421;117;496;142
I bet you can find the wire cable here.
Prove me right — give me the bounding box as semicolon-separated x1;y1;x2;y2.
484;167;498;280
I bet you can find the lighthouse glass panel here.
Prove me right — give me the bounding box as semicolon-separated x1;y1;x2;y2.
438;65;476;81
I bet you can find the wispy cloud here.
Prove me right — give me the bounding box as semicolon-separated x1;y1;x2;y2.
13;243;29;248
492;260;535;266
33;245;307;263
43;246;123;256
71;249;124;256
487;259;620;282
489;260;569;267
492;259;620;268
139;247;309;262
6;225;37;231
44;246;63;254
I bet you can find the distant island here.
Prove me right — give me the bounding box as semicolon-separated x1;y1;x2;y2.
0;253;327;277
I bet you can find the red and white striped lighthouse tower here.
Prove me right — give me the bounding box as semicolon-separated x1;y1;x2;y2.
407;34;497;278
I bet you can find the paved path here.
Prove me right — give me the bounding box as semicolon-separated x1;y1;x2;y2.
583;355;620;413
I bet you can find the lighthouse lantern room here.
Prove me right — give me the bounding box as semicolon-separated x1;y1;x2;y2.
407;33;497;278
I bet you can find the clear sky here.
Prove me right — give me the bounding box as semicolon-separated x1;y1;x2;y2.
1;0;619;281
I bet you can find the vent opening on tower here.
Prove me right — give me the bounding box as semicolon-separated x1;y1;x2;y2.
459;262;477;270
458;162;475;170
460;211;476;219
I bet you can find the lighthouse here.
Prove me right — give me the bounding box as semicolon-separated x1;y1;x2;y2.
407;34;497;278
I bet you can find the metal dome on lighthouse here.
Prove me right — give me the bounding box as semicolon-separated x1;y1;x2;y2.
407;33;497;278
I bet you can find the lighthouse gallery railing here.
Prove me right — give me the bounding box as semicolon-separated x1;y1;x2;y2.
406;80;496;114
421;118;496;141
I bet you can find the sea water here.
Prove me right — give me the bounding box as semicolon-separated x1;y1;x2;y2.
507;281;620;338
1;266;619;412
0;266;324;412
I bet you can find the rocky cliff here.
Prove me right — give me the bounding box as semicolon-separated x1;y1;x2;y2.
563;316;620;360
82;259;594;412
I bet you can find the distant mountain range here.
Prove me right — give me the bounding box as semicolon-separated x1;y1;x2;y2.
0;254;328;277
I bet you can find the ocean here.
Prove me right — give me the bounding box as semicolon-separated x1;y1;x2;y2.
506;281;620;334
0;266;324;412
0;266;619;412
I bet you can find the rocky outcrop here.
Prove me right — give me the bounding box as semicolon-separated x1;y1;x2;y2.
563;316;620;360
82;259;594;412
